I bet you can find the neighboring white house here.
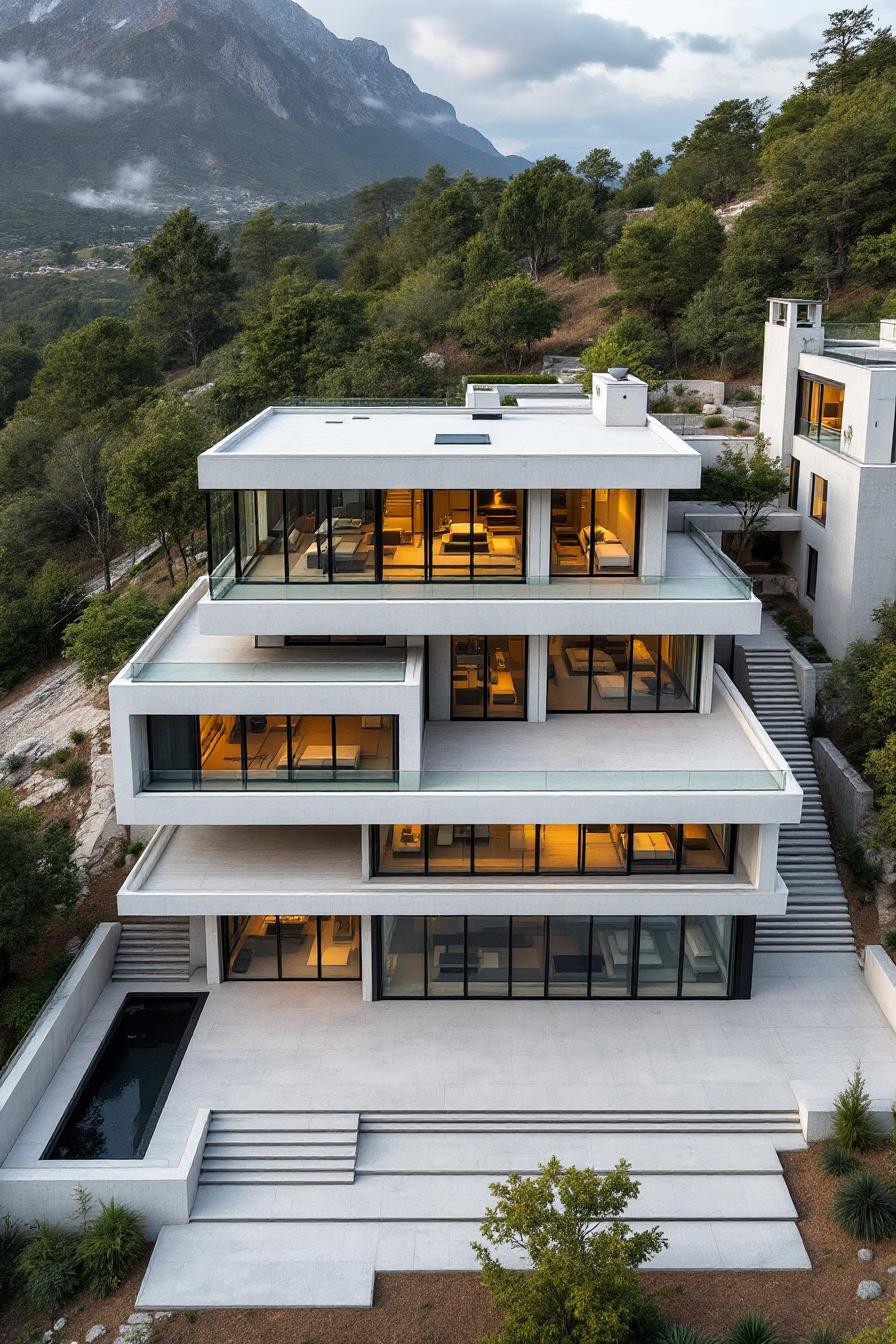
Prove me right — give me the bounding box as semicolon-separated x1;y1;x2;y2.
107;375;801;1002
759;298;896;659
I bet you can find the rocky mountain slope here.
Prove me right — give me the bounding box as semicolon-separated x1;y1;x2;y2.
0;0;527;230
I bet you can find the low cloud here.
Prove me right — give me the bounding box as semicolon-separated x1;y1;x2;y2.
68;159;159;213
676;33;733;54
0;52;144;118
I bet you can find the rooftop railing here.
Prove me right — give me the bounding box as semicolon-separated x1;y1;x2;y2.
130;648;407;683
141;765;785;793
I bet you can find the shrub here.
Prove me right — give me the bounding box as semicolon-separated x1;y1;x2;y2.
833;1065;878;1152
818;1142;861;1178
837;833;881;892
56;756;89;789
833;1170;896;1241
68;729;86;745
127;841;145;857
883;929;896;956
728;1314;784;1344
0;953;73;1040
664;1327;719;1344
808;1328;839;1344
0;1213;26;1307
17;1222;82;1310
733;388;758;402
3;752;24;772
53;747;71;764
703;414;727;428
732;419;750;433
79;1200;145;1296
463;373;556;385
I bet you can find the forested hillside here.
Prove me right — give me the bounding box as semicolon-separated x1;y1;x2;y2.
1;6;896;697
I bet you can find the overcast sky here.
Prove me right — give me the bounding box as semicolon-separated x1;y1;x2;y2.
308;0;896;165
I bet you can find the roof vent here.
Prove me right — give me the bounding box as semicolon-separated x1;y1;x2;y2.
464;382;502;411
608;366;629;381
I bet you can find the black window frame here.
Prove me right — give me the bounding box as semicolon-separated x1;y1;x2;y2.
548;489;642;579
449;636;529;720
788;457;800;511
795;373;845;446
546;635;702;714
221;915;361;982
373;913;738;1000
371;822;735;878
806;544;819;601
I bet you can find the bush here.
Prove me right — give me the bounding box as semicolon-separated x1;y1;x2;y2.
837;833;881;892
733;388;758;402
3;752;24;772
728;1314;784;1344
0;953;73;1041
127;841;145;857
818;1142;861;1178
808;1328;838;1344
703;414;727;428
833;1065;879;1152
833;1170;896;1241
883;929;896;956
68;729;85;745
78;1200;145;1296
62;586;164;686
0;1213;26;1307
56;756;88;789
53;746;71;764
664;1327;719;1344
17;1222;82;1310
732;419;750;433
463;373;556;384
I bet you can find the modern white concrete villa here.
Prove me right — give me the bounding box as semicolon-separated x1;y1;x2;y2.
759;298;896;659
4;367;896;1307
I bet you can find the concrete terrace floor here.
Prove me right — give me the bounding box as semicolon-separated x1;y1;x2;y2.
5;953;896;1170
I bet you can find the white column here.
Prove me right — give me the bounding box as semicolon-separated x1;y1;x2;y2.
528;635;548;721
204;916;222;985
428;636;451;720
188;917;206;977
361;915;374;1001
699;635;715;714
639;490;667;575
527;489;552;580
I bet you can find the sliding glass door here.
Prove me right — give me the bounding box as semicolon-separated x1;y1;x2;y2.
451;636;527;719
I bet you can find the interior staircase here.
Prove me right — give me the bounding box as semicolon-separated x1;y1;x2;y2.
112;919;192;981
741;647;855;954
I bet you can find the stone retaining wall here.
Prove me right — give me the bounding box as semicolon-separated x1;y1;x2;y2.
813;737;874;837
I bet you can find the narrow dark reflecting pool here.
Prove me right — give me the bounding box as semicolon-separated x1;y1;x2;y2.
45;994;206;1161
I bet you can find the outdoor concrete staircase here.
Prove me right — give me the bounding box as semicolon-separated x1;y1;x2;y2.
138;1107;810;1308
742;647;855;954
198;1111;360;1185
112;919;191;981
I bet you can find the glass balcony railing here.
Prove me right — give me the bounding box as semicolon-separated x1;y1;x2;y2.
142;765;785;793
130;649;407;683
207;527;752;603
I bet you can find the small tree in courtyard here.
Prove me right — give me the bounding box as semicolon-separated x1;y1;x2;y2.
474;1157;666;1344
700;433;789;561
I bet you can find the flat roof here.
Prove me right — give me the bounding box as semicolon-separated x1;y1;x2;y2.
198;406;702;491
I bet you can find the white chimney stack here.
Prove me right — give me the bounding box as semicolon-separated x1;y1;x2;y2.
465;383;502;411
591;371;648;426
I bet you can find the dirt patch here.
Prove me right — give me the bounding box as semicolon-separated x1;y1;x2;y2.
5;1147;892;1344
533;268;617;357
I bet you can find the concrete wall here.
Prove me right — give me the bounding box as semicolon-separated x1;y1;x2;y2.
813;737;874;836
651;379;725;406
0;1110;210;1238
0;923;120;1165
864;945;896;1036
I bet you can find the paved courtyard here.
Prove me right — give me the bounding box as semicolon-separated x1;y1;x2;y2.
6;953;896;1169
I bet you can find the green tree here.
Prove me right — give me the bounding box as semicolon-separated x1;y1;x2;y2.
474;1157;666;1344
496;157;589;279
850;227;896;283
0;559;83;693
660;98;769;206
700;434;790;559
62;586;164;686
234;208;321;288
617;151;663;207
760;79;896;284
823;602;896;759
319;332;438;399
679;280;763;373
19;317;160;435
463;232;517;293
808;6;875;91
456;276;561;369
867;733;896;846
241;283;369;399
0;416;52;494
107;397;205;584
0;343;41;424
607;201;725;323
0;790;80;984
375;258;464;344
576;147;622;208
132;208;238;366
580;315;668;388
45;428;116;591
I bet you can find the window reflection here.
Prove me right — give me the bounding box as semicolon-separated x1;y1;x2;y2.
547;636;700;713
223;916;360;980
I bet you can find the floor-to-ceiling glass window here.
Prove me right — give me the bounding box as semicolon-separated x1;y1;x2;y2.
547;636;700;713
381;489;425;580
377;915;735;998
329;490;377;581
451;636;526;719
145;715;396;789
223;916;360;980
797;374;844;449
371;823;733;877
550;489;639;576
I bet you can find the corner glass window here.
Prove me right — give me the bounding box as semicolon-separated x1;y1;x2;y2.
810;473;828;526
797;374;844;449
